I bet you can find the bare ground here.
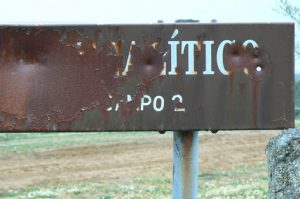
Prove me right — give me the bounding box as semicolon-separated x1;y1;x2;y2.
0;130;280;192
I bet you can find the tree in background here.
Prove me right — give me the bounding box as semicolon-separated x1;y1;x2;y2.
278;0;300;56
278;0;300;115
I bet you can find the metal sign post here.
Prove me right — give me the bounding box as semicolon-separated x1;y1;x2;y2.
173;131;198;199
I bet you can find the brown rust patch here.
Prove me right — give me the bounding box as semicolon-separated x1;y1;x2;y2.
0;27;163;130
225;42;269;80
128;45;163;83
224;42;270;127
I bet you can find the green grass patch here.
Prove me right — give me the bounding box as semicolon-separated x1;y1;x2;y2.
0;131;169;154
3;163;268;198
199;163;268;198
5;177;172;199
295;119;300;128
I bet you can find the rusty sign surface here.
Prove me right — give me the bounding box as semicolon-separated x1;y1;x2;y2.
0;24;294;132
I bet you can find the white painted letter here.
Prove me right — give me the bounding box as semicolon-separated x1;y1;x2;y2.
172;94;186;112
168;29;180;75
168;41;179;75
126;94;133;102
140;95;152;111
203;41;215;75
243;40;259;48
121;41;136;76
153;96;164;112
217;40;235;75
160;52;168;76
181;41;197;75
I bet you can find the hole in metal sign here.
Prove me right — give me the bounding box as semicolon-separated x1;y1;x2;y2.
145;58;153;65
256;66;262;72
232;50;239;56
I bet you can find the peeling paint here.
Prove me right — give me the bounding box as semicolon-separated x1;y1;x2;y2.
0;24;294;131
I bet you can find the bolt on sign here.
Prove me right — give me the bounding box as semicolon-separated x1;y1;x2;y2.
0;24;294;132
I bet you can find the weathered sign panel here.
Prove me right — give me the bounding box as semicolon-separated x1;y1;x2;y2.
0;24;294;131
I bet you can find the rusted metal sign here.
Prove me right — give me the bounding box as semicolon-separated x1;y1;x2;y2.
0;24;294;132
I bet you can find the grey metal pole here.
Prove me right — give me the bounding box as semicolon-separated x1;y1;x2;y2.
173;131;198;199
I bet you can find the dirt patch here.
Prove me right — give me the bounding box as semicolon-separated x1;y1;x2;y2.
0;130;280;191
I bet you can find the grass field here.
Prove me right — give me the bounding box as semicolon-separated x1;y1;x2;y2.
0;163;268;199
0;130;277;199
295;119;300;128
0;132;156;154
